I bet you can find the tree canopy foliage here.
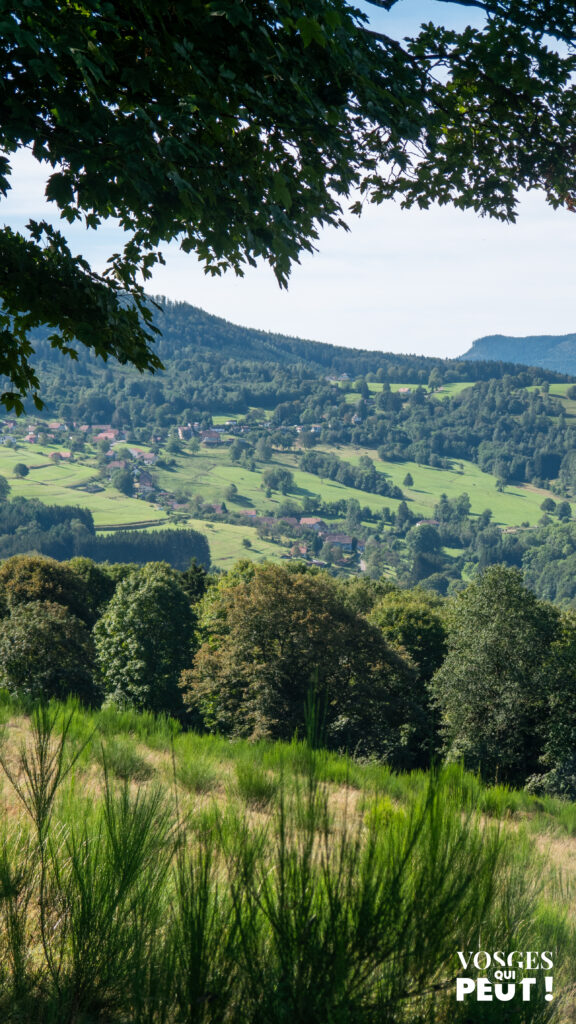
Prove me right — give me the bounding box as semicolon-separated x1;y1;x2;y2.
0;553;94;624
431;565;560;784
2;0;576;408
0;600;96;703
94;562;196;717
182;562;429;765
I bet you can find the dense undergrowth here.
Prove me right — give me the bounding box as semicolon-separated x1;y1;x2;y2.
0;697;574;1023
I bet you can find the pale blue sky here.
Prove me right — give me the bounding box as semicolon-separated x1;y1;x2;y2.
5;0;576;359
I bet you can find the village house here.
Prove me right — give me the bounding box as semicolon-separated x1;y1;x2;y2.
299;517;328;533
290;543;308;558
201;430;221;446
325;533;354;553
135;470;155;490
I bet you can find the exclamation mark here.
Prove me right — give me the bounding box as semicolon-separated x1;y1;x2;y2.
545;976;553;1001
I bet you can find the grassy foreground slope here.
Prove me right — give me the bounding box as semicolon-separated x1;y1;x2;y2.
0;697;575;1024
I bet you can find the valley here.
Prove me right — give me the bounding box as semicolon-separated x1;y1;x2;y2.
2;299;576;597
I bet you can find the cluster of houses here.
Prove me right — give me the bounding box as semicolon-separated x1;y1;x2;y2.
8;417;245;452
178;421;249;446
209;509;366;557
179;422;323;446
325;373;351;384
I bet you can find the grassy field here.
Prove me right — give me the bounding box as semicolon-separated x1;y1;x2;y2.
0;443;167;528
319;445;558;526
433;381;476;399
524;382;576;419
348;382;475;401
0;698;574;1023
0;429;563;572
158;516;287;565
156;445;561;528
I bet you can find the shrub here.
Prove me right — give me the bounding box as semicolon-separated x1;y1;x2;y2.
98;736;155;782
235;762;278;809
176;758;218;794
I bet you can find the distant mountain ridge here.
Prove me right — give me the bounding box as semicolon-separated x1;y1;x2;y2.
29;300;572;383
461;333;576;376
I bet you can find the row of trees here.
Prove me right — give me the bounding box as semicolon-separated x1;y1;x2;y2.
299;451;404;499
0;554;574;795
0;492;210;568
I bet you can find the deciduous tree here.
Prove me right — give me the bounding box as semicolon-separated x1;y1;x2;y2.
0;600;96;703
431;566;560;785
94;562;195;716
182;563;425;766
370;590;447;683
0;553;93;624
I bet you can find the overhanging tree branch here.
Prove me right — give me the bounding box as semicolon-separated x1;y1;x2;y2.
1;0;576;410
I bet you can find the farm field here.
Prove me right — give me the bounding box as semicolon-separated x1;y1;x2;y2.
0;442;293;563
524;382;576;418
153;446;407;520
156;445;560;528
346;381;475;401
157;516;286;565
0;443;167;528
320;445;559;526
431;381;475;399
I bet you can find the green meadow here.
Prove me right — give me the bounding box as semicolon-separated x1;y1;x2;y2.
332;446;556;526
159;516;286;565
346;382;475;402
0;443;167;528
156;443;560;528
525;382;576;418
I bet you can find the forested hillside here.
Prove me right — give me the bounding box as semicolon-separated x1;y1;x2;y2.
27;298;563;388
462;332;576;375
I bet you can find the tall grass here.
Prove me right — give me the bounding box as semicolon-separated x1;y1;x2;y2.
0;706;572;1023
